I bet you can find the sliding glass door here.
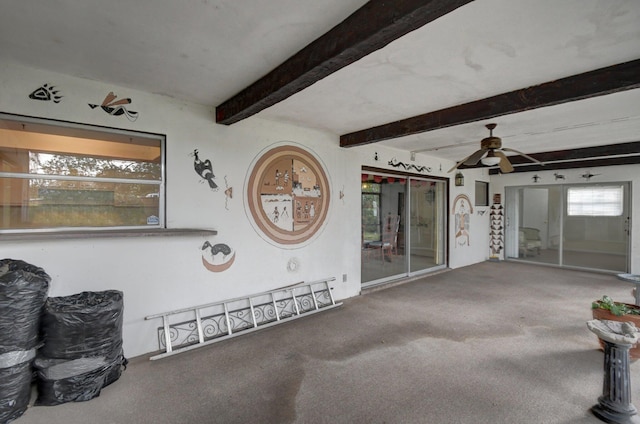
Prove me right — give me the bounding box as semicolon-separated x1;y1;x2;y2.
361;171;446;286
505;183;630;272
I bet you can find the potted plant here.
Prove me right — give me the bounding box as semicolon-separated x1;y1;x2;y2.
592;295;640;359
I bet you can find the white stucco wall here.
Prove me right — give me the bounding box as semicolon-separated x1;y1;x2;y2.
0;61;488;358
490;165;640;274
449;167;491;268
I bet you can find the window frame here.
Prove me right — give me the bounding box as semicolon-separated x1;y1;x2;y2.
475;180;489;206
0;113;166;234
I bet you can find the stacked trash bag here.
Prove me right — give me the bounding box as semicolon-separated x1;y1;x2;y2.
0;259;50;423
0;259;127;423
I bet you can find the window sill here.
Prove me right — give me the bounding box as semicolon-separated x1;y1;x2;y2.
1;228;217;241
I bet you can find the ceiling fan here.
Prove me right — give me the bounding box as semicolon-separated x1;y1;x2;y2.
448;123;542;173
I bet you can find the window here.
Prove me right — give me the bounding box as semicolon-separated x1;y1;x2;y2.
0;114;164;232
475;181;489;206
567;186;623;216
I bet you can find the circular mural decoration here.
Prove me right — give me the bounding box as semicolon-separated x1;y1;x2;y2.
246;144;330;247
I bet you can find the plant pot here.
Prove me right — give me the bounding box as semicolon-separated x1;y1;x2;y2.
592;302;640;360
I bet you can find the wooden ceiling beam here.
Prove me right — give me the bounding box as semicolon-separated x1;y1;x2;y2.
215;0;474;125
340;59;640;147
487;155;640;174
508;140;640;166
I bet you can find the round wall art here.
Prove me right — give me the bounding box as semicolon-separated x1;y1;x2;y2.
246;144;330;247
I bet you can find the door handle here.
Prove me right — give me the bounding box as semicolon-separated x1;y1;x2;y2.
624;217;630;236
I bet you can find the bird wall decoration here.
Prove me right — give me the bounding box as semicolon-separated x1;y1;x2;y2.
191;149;217;189
581;171;600;180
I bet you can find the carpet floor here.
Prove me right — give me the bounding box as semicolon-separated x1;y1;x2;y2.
17;261;640;424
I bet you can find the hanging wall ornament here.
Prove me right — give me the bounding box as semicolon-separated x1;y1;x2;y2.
88;91;138;121
490;203;504;257
388;158;431;173
224;176;233;210
581;170;600;180
28;83;63;103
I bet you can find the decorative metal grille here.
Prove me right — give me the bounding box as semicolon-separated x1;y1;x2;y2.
158;288;333;350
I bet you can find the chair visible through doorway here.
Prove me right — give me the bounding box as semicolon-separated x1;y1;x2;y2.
369;214;400;262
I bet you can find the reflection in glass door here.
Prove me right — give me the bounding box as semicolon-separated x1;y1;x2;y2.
506;183;630;272
361;172;446;286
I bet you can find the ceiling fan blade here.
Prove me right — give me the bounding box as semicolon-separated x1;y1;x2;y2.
447;154;472;173
494;150;514;173
463;148;488;166
502;147;542;164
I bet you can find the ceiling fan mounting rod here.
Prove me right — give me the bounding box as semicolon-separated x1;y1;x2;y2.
481;124;501;149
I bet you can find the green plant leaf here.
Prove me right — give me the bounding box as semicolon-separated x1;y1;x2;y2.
592;296;640;316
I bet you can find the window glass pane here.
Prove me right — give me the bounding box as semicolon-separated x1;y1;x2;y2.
0;114;163;232
567;186;623;216
28;152;161;180
361;192;380;241
475;181;488;206
1;177;160;229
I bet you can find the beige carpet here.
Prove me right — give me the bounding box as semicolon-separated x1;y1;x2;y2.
17;261;640;424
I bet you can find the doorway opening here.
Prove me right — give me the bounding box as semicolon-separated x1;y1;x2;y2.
361;170;447;286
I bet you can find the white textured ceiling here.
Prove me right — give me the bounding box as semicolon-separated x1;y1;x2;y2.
0;0;639;163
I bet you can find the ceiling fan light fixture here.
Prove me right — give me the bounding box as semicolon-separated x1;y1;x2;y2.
480;151;501;166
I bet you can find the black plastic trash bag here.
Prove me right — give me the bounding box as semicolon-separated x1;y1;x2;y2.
36;290;127;406
0;259;51;353
40;290;124;360
34;352;127;406
0;349;36;424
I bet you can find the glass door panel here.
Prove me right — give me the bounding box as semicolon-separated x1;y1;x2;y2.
517;187;561;265
362;192;381;243
562;183;629;272
361;175;406;284
409;179;445;273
